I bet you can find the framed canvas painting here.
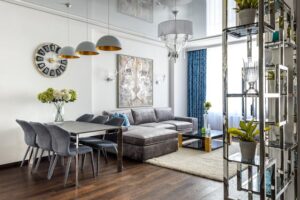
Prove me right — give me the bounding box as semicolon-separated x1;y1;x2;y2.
117;0;154;23
117;54;153;108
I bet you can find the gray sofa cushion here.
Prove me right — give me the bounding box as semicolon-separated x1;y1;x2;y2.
103;109;134;125
154;108;174;122
131;108;157;125
123;126;178;146
161;120;193;132
139;122;176;130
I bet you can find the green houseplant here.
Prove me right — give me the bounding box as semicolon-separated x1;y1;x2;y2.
234;0;258;26
38;88;77;122
228;120;270;162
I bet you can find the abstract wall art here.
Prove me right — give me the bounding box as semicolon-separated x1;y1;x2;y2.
117;54;153;108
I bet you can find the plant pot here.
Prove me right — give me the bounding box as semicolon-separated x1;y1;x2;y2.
239;141;257;162
238;9;257;26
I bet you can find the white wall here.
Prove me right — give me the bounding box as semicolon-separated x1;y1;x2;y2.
0;1;169;165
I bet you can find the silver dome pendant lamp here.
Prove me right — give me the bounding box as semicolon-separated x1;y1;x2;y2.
96;0;122;51
76;0;99;56
59;1;80;59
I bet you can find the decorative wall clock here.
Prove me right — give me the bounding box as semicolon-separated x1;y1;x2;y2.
34;43;68;78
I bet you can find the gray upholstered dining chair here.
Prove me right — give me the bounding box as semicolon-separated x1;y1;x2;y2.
76;114;94;122
79;117;124;175
30;122;54;175
16;120;39;170
90;115;109;124
46;124;95;186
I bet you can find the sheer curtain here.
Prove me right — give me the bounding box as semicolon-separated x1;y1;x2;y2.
206;43;258;130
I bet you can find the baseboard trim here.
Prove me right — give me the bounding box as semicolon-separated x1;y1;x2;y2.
0;157;49;170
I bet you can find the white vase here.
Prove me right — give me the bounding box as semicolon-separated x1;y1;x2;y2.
238;9;257;26
203;113;208;129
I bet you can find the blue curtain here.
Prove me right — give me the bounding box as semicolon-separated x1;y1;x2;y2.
187;49;207;129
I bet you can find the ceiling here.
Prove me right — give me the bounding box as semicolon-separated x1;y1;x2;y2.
21;0;207;40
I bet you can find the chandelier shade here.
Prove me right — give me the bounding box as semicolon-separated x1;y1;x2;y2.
96;35;122;51
158;15;193;60
59;46;80;59
76;41;99;55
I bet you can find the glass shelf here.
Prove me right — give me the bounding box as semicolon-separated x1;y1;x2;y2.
267;141;297;150
265;41;297;49
224;23;274;38
227;153;276;168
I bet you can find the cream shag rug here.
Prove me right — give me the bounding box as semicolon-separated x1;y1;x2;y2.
146;144;240;182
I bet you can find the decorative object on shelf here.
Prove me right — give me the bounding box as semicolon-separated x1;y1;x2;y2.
59;1;79;59
272;31;279;42
234;0;258;26
117;54;153;108
228;120;270;162
118;0;153;22
34;43;68;78
265;49;273;65
97;0;122;51
243;58;258;94
203;101;212;130
37;88;77;122
76;0;99;56
158;0;193;61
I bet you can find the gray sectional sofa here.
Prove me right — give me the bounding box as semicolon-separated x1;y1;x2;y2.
103;107;198;161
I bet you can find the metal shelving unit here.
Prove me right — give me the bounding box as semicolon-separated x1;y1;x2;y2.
222;0;297;199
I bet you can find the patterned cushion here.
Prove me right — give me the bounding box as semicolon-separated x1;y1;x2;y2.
154;108;174;122
131;108;157;125
103;109;134;124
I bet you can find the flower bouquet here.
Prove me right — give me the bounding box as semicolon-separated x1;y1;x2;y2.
38;88;77;122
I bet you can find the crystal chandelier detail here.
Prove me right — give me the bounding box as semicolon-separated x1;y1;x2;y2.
158;4;193;61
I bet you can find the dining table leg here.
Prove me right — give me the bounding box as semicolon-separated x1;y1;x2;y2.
117;128;123;172
76;134;79;187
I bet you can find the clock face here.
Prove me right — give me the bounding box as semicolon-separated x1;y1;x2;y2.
34;43;68;78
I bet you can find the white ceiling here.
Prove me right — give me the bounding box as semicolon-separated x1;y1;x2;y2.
20;0;207;39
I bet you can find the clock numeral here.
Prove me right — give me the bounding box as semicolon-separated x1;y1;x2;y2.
43;67;49;75
37;49;45;56
43;45;50;53
50;44;56;52
37;63;45;69
56;47;61;54
56;69;62;76
59;65;66;72
36;56;44;62
60;60;68;65
49;69;55;77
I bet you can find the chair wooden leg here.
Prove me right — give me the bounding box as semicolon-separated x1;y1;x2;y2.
90;152;95;178
48;152;55;179
81;154;86;171
48;154;58;180
102;149;108;164
64;157;72;186
34;149;44;173
28;147;34;166
20;146;31;167
97;149;101;176
31;147;39;172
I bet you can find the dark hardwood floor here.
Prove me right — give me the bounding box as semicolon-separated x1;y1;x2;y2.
0;154;223;200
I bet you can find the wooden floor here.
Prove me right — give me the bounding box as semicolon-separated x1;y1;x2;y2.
0;155;223;200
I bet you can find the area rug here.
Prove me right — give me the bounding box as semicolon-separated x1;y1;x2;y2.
146;143;240;182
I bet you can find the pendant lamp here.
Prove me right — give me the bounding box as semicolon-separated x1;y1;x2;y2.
96;0;122;51
76;0;99;56
59;2;80;59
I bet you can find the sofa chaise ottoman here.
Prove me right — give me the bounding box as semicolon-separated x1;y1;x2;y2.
103;107;198;161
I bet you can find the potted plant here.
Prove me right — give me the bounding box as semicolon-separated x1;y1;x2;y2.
234;0;258;26
38;88;77;122
228;120;270;162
